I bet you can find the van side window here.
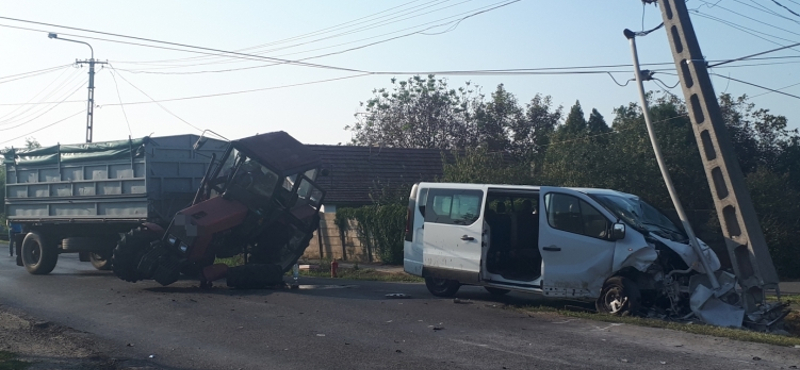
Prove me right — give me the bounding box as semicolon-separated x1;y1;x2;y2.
425;189;483;225
545;193;609;239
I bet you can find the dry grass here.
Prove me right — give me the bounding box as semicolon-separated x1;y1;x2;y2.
518;304;800;347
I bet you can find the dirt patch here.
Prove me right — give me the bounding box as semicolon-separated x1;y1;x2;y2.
0;306;156;370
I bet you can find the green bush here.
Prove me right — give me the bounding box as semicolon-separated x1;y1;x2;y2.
336;203;406;265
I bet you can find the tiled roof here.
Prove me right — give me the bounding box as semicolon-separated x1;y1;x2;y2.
308;145;449;206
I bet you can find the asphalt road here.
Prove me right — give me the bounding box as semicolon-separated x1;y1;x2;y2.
0;250;798;370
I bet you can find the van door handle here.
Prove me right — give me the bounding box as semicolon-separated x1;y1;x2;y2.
460;235;475;241
543;246;561;252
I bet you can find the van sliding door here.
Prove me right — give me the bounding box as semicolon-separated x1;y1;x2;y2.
422;188;484;283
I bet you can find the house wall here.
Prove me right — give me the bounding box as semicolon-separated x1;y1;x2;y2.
303;213;382;263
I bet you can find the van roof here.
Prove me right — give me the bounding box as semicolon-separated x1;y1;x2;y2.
417;182;637;199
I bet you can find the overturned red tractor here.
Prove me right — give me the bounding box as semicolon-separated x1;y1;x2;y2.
111;131;324;288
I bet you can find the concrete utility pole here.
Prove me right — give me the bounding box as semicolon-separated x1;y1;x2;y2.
649;0;780;320
48;33;107;143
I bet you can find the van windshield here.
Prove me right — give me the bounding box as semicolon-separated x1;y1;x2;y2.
590;194;686;241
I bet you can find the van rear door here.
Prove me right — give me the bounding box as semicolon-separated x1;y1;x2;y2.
404;184;426;276
539;187;616;298
422;187;485;284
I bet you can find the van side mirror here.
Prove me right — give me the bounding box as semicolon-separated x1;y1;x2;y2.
611;223;626;240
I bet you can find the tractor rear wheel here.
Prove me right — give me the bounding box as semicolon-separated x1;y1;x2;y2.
112;228;159;283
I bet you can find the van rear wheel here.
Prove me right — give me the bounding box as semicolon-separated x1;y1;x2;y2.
424;276;460;297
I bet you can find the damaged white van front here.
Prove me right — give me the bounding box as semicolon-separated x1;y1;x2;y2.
404;182;724;317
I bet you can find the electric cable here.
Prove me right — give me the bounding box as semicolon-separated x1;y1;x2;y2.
710;72;800;100
750;80;800;98
708;41;800;67
107;65;203;132
696;0;800;38
0;18;367;73
0;64;73;85
0;66;75;121
106;68;133;136
113;0;450;66
0;109;84;146
0;68;85;126
110;1;516;72
0;82;86;131
770;0;800;18
732;0;800;25
691;11;800;52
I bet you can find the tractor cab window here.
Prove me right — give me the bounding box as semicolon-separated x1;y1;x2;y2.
218;149;280;200
282;169;323;209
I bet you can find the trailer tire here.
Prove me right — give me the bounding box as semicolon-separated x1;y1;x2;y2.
424;276;460;297
484;287;510;296
90;253;112;270
21;231;58;275
596;276;641;316
112;228;158;283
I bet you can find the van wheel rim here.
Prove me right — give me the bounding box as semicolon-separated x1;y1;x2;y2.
604;287;627;314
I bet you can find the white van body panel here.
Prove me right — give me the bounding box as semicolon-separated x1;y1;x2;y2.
405;182;720;304
403;184;424;276
420;183;485;283
539;186;619;298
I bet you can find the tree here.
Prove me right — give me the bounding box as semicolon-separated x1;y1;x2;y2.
587;108;610;135
541;101;611;187
347;75;482;150
474;84;521;151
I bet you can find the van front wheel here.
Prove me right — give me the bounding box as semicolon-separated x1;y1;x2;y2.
596;276;641;316
424;276;460;297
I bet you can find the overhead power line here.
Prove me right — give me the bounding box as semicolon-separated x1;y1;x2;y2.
708;40;800;67
0;16;367;73
0;109;84;146
770;0;800;18
108;65;203;132
710;73;800;101
0;64;73;85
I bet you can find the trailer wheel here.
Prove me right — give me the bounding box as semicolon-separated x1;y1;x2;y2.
21;231;58;275
424;276;460;297
89;253;112;270
596;276;641;316
112;228;158;283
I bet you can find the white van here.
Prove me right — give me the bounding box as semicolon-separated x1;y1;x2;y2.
404;182;722;316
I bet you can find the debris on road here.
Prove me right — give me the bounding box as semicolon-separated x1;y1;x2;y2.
453;298;473;304
385;293;410;299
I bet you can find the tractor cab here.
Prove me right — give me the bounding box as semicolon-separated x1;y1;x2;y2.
112;131;326;288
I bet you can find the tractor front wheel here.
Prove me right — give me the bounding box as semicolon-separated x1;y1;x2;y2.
112;228;159;283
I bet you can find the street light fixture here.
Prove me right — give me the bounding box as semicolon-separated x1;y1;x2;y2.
48;33;104;143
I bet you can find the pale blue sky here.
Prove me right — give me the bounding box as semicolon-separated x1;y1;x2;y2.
0;0;798;148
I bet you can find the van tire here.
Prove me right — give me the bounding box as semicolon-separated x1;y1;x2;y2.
21;231;58;275
596;276;641;316
424;276;460;297
484;287;510;296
